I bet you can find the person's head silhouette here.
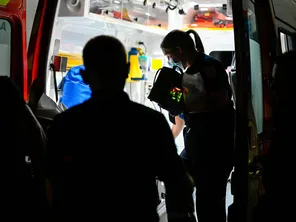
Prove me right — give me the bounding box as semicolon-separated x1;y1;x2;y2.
81;35;129;92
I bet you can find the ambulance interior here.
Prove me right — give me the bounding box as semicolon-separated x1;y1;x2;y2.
43;0;235;220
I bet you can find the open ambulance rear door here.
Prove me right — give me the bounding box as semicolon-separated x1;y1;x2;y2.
0;0;27;98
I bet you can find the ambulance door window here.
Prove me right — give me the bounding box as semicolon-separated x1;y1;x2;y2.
0;19;11;77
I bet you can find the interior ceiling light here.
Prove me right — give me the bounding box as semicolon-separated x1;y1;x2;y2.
200;7;209;11
189;2;224;8
113;0;121;4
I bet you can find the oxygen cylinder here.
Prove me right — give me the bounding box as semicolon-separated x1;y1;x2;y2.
128;47;143;81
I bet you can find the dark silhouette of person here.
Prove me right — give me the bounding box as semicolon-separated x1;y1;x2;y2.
0;76;47;219
266;51;296;203
161;29;235;222
253;51;296;222
47;35;195;222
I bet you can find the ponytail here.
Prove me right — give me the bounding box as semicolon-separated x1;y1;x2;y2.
161;29;205;54
186;29;205;53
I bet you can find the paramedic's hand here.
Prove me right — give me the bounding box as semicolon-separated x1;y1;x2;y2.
153;113;195;222
172;115;185;139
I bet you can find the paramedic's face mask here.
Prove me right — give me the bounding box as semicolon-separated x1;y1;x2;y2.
163;48;184;70
168;58;184;70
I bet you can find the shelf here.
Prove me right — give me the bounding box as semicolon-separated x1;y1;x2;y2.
86;12;168;36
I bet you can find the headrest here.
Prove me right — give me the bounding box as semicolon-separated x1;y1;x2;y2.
0;76;23;103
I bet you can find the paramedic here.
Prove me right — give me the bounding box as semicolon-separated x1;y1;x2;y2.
161;29;235;222
47;35;195;222
170;31;205;175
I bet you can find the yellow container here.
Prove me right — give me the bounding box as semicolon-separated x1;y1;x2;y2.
128;55;142;81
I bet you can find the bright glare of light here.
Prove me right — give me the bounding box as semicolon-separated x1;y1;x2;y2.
153;51;164;56
187;2;223;8
200;7;209;11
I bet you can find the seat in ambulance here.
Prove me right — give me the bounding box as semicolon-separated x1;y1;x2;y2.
0;76;47;214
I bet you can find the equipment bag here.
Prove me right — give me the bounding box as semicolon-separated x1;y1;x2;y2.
148;66;185;116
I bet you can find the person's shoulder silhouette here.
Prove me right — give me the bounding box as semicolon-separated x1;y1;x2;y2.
47;35;195;222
